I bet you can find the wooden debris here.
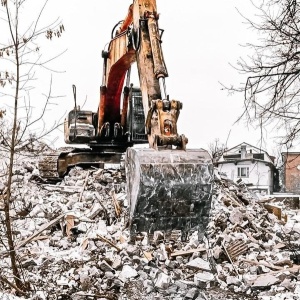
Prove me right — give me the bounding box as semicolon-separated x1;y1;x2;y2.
65;214;75;236
222;242;239;275
255;264;300;278
97;234;121;252
222;191;242;207
79;170;91;202
15;213;66;249
226;240;248;261
274;258;293;268
274;243;286;250
41;184;82;193
241;259;284;271
119;235;126;244
170;247;207;258
71;292;117;300
94;192;108;220
80;237;89;251
257;198;276;204
143;251;153;261
264;204;282;220
110;190;121;217
31;235;49;242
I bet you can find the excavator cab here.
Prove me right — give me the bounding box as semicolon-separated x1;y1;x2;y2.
64;108;95;144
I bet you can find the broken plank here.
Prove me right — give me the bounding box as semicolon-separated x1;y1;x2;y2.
78;170;91;202
15;213;66;249
241;259;284;271
170;247;206;258
97;234;121;252
40;184;82;193
264;204;282;220
255;264;300;278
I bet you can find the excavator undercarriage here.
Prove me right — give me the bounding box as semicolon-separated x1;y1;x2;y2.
39;0;213;239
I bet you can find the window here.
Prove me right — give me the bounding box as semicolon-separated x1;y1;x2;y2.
237;167;249;178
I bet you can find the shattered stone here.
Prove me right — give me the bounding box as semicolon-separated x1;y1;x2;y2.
186;257;211;271
229;208;244;224
226;275;241;286
98;260;114;272
252;274;281;288
194;272;215;286
185;287;199;299
119;265;138;282
155;273;171;289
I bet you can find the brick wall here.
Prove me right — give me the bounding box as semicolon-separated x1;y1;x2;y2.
283;153;300;193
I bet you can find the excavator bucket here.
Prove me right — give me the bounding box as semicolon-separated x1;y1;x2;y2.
125;148;213;240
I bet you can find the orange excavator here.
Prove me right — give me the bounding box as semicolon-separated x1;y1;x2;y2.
39;0;213;239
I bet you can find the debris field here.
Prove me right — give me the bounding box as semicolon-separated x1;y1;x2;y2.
1;142;300;300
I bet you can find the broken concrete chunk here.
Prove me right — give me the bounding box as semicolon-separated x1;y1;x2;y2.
112;256;122;270
98;260;114;272
186;257;211;271
252;274;280;288
194;272;214;285
229;208;244;224
185;287;199;299
119;265;138;282
226;275;241;286
155;273;171;289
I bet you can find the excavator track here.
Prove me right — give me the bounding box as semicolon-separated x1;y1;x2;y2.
38;147;76;180
125;148;213;240
39;147;124;181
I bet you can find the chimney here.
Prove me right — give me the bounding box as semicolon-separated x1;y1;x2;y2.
241;145;246;159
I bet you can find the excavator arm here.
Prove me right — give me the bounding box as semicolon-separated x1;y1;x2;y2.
97;0;187;150
40;0;213;241
98;0;213;240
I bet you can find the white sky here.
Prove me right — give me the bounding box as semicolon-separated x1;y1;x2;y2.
1;0;281;155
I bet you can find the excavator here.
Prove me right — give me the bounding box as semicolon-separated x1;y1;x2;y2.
39;0;213;240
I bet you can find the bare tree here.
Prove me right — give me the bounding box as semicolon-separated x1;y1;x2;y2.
225;0;300;148
208;138;227;163
0;0;64;294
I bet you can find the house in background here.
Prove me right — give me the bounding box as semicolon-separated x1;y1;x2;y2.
281;152;300;194
216;142;279;194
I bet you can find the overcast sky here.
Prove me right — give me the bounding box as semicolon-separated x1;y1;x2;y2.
2;0;280;154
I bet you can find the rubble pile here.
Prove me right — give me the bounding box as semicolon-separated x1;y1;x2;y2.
1;144;300;299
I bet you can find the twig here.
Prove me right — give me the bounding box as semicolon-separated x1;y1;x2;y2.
97;234;121;252
0;275;27;296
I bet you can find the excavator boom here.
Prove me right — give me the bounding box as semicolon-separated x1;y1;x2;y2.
39;0;213;240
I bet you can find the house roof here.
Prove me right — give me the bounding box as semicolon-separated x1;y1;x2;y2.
224;142;269;155
220;142;274;165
